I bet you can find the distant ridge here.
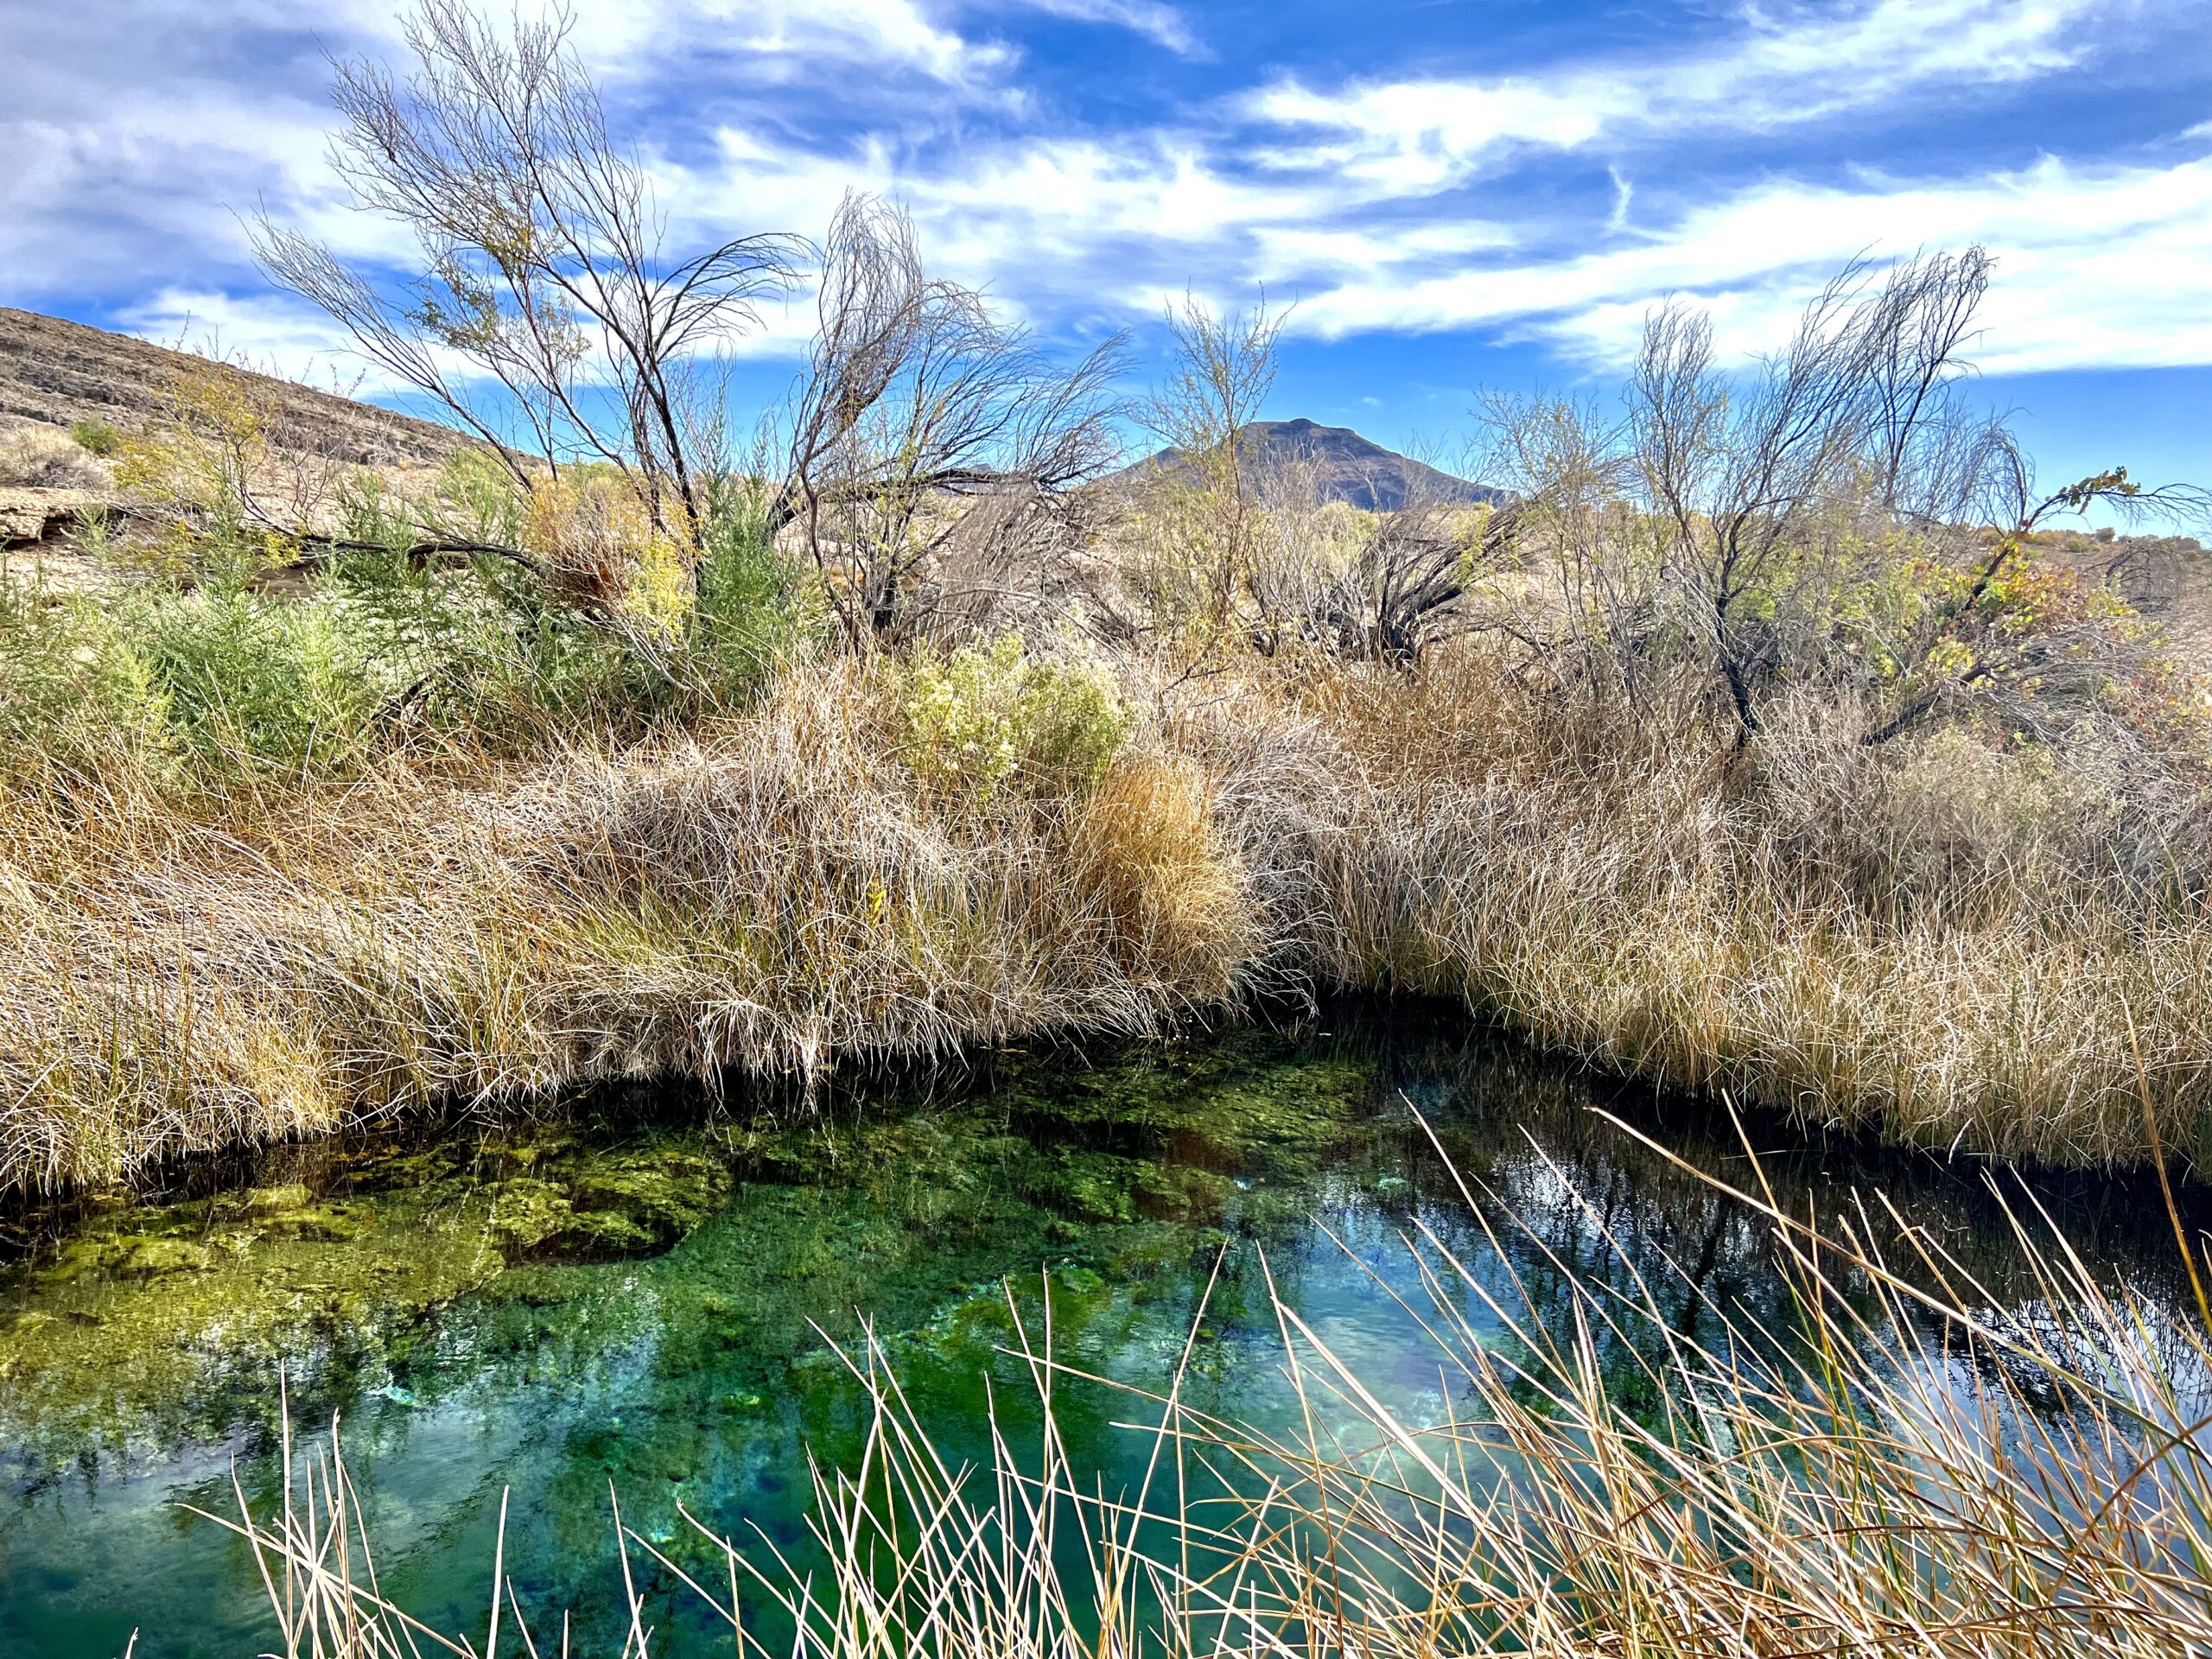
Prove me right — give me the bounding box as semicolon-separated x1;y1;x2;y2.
0;307;465;468
1117;417;1502;512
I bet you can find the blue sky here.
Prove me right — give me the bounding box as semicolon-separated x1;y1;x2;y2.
3;0;2209;510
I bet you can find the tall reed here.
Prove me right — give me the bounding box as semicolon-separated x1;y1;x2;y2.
8;638;2212;1189
201;1128;2212;1658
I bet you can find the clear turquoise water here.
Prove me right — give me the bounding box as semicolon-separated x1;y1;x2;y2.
0;1005;2201;1657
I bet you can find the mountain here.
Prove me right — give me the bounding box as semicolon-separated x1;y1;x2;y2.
1116;417;1502;512
0;307;464;467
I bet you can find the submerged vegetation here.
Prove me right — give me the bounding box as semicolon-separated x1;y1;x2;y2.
11;1015;2212;1656
194;1102;2212;1659
0;1027;1381;1486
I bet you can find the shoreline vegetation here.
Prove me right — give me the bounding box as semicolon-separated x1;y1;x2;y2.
4;13;2212;1211
7;337;2212;1198
8;630;2212;1198
3;3;2209;1197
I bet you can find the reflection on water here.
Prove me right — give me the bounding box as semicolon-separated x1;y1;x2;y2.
1;1001;2204;1658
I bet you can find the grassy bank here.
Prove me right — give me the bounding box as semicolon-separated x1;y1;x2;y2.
1244;658;2212;1169
4;625;2210;1192
0;645;1249;1192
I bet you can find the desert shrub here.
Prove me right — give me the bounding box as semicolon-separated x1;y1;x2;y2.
899;634;1130;793
688;480;804;697
67;417;118;459
424;447;526;550
0;424;108;490
308;461;804;737
520;468;688;627
109;363;267;537
0;581;165;762
121;588;388;775
334;471;422;556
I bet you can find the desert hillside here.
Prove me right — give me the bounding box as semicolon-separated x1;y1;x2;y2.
0;306;463;467
1120;416;1503;511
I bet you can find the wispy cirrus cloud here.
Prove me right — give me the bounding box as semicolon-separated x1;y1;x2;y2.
5;0;2210;423
999;0;1199;56
1287;152;2212;374
1242;0;2106;195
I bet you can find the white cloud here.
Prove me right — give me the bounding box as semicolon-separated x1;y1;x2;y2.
5;0;2209;405
1287;152;2212;376
1244;0;2107;198
567;0;1014;86
0;0;1033;312
116;289;404;391
1003;0;1198;55
659;126;1356;304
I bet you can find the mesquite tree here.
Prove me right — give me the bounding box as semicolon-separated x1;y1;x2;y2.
779;195;1128;646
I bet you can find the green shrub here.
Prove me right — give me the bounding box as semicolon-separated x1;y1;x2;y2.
899;634;1130;794
67;418;118;459
0;580;166;758
127;588;386;775
429;448;524;550
690;479;804;700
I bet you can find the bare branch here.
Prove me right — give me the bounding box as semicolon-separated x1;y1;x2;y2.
251;0;802;556
779;194;1128;645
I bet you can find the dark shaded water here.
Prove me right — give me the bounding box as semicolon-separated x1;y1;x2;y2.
0;1002;2204;1657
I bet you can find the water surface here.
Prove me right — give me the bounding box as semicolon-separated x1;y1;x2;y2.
0;1003;2202;1656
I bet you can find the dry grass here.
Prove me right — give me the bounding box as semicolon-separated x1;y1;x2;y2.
205;1134;2212;1659
6;632;2212;1191
0;658;1254;1192
0;422;110;491
1196;653;2212;1170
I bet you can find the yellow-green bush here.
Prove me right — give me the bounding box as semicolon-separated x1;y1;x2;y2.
898;634;1130;793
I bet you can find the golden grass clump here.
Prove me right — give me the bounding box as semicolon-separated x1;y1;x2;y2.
1070;753;1254;1000
0;422;111;491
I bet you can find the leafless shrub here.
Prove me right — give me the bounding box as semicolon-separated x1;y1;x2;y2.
1630;250;2005;737
779;195;1127;646
1252;499;1518;665
111;353;362;547
1470;390;1691;713
252;0;801;554
1470;248;2209;771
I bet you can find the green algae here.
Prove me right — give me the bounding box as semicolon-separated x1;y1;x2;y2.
10;1008;2212;1659
0;1127;747;1471
0;1027;1384;1486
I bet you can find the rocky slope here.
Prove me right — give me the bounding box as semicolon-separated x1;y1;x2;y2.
0;306;462;467
1119;417;1502;512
